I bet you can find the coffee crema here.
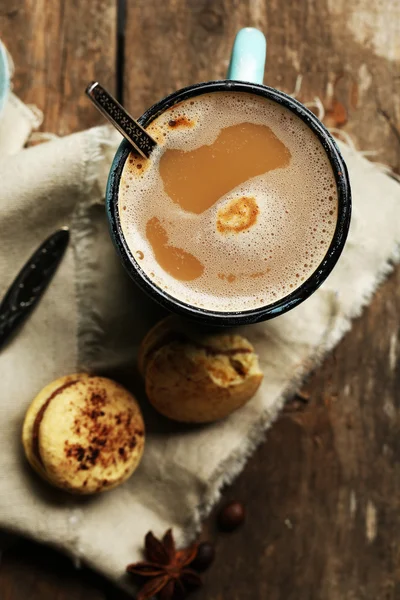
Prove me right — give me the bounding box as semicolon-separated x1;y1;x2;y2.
118;92;338;312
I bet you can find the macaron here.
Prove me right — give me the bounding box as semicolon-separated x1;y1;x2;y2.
22;374;145;494
139;316;263;423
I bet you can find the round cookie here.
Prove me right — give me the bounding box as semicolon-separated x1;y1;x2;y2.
140;316;263;423
22;374;145;494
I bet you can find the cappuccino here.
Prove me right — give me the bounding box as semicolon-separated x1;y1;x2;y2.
118;92;338;312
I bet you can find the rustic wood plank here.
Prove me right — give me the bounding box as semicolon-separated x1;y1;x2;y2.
124;0;251;117
125;0;400;171
0;0;117;135
0;539;108;600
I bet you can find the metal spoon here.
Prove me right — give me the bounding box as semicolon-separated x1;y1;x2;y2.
85;82;157;159
0;228;70;351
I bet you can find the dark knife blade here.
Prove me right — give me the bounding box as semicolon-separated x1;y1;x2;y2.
0;228;70;351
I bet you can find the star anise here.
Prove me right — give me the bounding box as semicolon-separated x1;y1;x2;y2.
127;529;202;600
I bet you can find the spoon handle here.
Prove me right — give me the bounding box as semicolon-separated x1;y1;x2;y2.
86;82;157;159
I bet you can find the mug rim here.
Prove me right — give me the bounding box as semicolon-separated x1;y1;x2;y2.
106;80;351;326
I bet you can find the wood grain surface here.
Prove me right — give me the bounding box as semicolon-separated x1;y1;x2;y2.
0;0;116;134
1;0;400;599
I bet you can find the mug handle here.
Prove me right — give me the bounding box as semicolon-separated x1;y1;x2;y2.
227;27;267;85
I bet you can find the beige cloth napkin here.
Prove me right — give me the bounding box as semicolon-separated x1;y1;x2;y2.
1;91;400;593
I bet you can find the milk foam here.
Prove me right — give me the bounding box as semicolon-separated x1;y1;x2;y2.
118;92;338;312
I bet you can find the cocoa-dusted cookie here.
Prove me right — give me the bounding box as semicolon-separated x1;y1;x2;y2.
139;316;263;423
22;374;145;494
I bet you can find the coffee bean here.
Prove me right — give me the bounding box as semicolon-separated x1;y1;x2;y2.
191;541;215;571
218;501;245;531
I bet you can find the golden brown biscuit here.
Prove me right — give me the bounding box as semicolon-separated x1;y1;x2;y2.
22;374;145;494
140;316;263;423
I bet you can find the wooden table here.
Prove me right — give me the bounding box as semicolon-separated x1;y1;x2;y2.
1;1;399;598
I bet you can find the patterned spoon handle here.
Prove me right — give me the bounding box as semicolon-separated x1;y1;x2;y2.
86;82;157;159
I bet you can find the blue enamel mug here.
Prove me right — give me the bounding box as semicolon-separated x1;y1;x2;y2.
0;40;10;118
106;28;351;327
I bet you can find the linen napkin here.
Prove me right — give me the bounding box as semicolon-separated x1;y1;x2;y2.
0;88;400;594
